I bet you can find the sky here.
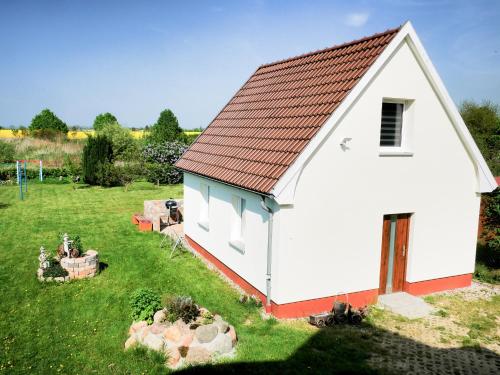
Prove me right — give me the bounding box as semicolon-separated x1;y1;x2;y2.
0;0;499;129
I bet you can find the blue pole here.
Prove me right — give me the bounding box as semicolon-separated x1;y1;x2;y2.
18;162;23;200
39;160;43;181
24;161;27;192
16;160;20;184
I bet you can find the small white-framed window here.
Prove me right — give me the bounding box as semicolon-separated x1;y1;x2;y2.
198;183;210;230
379;99;414;156
229;195;246;253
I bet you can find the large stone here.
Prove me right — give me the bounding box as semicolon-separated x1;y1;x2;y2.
150;323;167;335
143;333;165;351
179;331;194;347
206;333;233;355
153;310;166;324
166;347;181;368
214;319;229;334
195;324;218;343
136;326;150;341
185;346;211;364
227;325;237;345
163;325;182;343
124;336;137;350
129;321;148;335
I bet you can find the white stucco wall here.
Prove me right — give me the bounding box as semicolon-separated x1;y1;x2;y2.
272;40;481;304
183;172;270;295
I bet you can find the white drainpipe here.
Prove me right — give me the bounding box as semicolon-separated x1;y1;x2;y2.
260;196;274;311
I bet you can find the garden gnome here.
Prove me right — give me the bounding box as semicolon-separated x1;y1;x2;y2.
63;233;72;258
39;246;49;269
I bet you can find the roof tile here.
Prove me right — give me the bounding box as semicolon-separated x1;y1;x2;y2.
176;27;400;194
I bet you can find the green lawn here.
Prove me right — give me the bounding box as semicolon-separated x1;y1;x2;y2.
0;182;381;374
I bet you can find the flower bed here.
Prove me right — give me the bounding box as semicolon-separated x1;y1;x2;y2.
125;294;237;368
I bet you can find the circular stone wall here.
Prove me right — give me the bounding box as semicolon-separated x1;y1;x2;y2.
61;250;99;279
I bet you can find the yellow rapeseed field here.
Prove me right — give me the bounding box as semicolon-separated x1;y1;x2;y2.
0;129;200;139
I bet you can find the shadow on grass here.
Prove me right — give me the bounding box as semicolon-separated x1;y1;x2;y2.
176;324;500;374
98;261;109;273
0;202;10;209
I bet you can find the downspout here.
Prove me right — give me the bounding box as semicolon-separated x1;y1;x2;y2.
260;196;274;312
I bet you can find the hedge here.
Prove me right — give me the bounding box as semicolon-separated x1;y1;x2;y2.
0;167;73;181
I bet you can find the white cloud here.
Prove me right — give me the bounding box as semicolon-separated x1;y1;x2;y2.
345;12;370;27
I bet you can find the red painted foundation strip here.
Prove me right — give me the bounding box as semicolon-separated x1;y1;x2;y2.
404;273;472;295
185;235;378;318
185;235;268;304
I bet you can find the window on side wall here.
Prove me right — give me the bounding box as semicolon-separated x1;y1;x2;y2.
379;99;414;156
198;183;210;230
229;195;246;253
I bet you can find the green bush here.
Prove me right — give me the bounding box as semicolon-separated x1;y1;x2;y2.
82;135;113;185
43;259;69;278
130;288;161;324
0;140;15;162
29;109;68;134
95;161;121;187
93;112;117;131
142;141;186;184
96;122;139;161
0;166;72;181
165;296;199;323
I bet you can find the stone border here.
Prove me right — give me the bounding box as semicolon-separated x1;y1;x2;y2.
37;250;99;282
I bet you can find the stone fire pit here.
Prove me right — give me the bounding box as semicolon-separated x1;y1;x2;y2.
125;307;237;368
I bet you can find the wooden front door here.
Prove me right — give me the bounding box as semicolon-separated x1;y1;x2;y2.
379;214;410;294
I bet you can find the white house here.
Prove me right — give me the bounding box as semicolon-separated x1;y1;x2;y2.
175;22;497;318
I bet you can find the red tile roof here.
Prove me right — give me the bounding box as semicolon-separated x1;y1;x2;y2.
176;27;401;194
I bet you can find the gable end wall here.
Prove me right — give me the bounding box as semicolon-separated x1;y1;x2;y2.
273;40;480;304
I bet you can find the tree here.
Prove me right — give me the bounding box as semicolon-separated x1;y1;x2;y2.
148;109;184;143
82;135;114;185
96;122;139;161
460;101;500;175
93;112;118;131
29;109;68;134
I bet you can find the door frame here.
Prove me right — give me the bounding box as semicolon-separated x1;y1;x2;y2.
378;213;411;295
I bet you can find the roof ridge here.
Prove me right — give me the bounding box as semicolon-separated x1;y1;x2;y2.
258;26;402;70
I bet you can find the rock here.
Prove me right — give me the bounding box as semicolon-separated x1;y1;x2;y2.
129;321;148;335
206;333;233;355
163;325;182;343
124;336;137;350
166;347;181;368
214;319;229;334
136;326;150;341
227;325;237;345
185;346;211;364
143;333;165;351
153;309;166;324
195;324;218;343
179;331;194;347
150;323;167;335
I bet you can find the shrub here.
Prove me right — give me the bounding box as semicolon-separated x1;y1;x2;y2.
96;122;139;161
95;161;121;187
130;288;161;324
29;109;68;134
142;141;186;184
82;135;113;185
93;112;118;131
0;140;15;162
43;259;69;278
147;109;185;144
165;296;199;323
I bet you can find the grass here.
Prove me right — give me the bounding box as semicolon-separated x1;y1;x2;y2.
3;137;83;168
0;182;381;374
